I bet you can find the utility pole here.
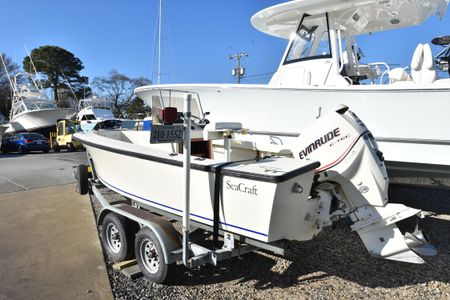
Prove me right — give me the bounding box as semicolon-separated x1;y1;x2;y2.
229;52;248;83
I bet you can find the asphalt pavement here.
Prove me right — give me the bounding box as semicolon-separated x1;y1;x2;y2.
0;151;87;193
0;151;113;300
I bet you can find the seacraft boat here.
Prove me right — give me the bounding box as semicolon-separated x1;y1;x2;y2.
136;0;450;175
75;91;437;284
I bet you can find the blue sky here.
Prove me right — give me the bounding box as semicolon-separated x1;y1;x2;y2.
1;0;449;85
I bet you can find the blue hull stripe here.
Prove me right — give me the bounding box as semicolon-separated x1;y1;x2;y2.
98;176;268;237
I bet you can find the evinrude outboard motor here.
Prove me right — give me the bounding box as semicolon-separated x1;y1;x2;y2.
290;105;437;263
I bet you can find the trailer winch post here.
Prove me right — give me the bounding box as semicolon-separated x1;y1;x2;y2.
182;93;192;267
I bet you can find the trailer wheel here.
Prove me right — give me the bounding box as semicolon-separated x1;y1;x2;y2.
52;145;60;152
135;227;172;284
76;164;89;195
101;213;136;262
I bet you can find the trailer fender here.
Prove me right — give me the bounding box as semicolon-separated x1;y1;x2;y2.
97;206;181;264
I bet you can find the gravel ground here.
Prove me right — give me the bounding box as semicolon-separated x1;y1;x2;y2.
89;177;450;300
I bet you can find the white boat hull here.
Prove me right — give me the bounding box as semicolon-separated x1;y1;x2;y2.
78;131;322;243
75;107;437;264
5;108;73;133
136;84;450;171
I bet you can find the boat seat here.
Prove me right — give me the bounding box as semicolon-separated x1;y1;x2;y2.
388;68;410;83
410;43;424;83
390;43;438;85
215;122;242;131
203;122;244;141
410;43;438;84
420;43;438;84
269;67;311;87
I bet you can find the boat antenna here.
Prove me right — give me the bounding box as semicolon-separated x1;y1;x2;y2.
0;53;15;92
157;0;163;84
0;54;19;120
60;69;79;102
24;45;44;90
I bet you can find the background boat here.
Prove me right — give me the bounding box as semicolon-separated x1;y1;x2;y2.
136;0;450;175
3;74;74;137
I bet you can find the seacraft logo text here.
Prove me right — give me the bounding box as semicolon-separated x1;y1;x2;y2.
225;180;258;196
299;128;341;159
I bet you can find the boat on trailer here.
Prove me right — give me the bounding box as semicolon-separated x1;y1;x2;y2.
135;0;450;175
75;91;437;284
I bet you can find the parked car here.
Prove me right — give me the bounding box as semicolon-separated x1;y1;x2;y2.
0;132;50;154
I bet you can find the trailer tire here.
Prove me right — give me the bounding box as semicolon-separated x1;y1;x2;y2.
101;213;136;262
135;227;172;284
76;164;89;195
52;145;60;152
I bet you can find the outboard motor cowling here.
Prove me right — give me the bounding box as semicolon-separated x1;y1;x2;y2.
290;106;437;264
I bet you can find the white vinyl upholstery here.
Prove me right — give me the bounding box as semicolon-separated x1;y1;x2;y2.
388;68;410;82
410;43;424;83
421;43;438;84
408;43;438;84
270;67;311;87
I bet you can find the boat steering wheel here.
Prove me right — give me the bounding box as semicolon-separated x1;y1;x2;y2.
190;115;209;128
178;113;209;128
432;35;450;76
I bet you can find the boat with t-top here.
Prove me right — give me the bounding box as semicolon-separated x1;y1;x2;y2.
136;0;450;175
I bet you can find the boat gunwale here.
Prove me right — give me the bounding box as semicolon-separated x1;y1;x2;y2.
135;83;450;94
75;132;320;183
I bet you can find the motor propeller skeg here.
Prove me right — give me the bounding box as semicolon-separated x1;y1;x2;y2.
404;222;438;257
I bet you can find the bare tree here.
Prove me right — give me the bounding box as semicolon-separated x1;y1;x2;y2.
92;70;151;117
0;53;20;119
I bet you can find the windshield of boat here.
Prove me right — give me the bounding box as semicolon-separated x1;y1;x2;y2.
79;99;114;110
151;90;203;122
285;13;331;64
80;114;97;121
23;99;57;111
